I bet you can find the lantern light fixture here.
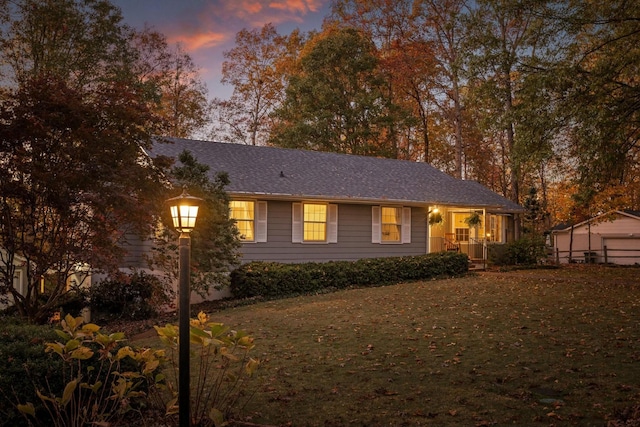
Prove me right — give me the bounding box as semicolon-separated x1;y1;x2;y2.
167;188;202;233
165;187;203;427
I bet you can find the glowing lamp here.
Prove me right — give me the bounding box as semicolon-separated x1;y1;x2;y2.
167;189;202;233
166;187;203;427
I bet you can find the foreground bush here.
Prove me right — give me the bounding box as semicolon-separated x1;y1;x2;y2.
16;314;166;427
90;271;171;321
0;319;63;427
12;313;260;427
0;287;88;323
488;236;547;266
155;312;260;426
230;252;469;299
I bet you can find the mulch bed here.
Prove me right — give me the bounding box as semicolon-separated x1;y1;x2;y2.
100;298;243;340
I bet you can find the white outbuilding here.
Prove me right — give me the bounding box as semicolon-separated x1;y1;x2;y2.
551;210;640;265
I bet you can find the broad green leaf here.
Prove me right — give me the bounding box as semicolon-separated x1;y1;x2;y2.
116;346;135;361
95;333;114;347
82;323;101;333
109;332;126;341
70;346;94;360
208;323;228;337
17;402;35;417
45;342;64;356
64;339;80;352
191;326;211;339
54;329;70;340
61;379;78;406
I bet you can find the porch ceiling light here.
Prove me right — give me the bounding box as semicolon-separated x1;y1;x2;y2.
167;188;202;233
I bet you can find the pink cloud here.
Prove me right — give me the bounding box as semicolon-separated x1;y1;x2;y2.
220;0;264;20
215;0;325;24
269;0;323;14
169;31;228;51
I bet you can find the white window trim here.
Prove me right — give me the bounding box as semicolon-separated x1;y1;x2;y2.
13;270;24;296
231;200;267;243
292;202;338;244
372;206;381;244
255;201;268;242
372;206;412;244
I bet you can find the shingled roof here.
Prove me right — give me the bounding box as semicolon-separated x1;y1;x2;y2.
150;138;523;212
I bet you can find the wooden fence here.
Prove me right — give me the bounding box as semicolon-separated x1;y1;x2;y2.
554;246;640;265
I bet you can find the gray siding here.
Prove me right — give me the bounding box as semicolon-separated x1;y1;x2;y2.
119;233;154;269
239;201;428;263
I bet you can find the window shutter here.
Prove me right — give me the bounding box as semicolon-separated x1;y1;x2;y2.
292;203;303;243
255;201;268;242
402;207;412;243
371;206;381;243
328;204;338;243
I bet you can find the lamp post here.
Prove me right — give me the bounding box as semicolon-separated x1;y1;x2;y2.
167;188;202;427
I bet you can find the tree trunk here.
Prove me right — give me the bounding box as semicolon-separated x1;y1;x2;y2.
452;74;463;179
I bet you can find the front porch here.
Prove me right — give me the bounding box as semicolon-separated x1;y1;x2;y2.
428;207;514;269
429;236;488;269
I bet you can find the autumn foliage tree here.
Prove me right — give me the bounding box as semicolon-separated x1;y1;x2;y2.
330;0;434;161
130;29;211;138
211;24;304;145
553;0;640;214
0;0;171;322
269;27;415;157
213;0;640;225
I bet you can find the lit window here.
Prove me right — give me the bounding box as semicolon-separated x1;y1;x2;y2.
488;215;501;242
455;228;469;242
230;201;255;241
304;203;327;242
381;207;401;242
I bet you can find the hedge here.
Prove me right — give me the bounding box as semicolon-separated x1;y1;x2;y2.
229;252;469;299
0;319;64;427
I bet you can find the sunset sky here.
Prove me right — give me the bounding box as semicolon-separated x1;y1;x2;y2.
112;0;331;99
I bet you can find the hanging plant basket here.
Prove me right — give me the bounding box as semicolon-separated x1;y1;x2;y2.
464;212;482;227
429;212;443;225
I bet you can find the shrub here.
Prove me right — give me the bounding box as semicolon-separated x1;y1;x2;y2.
16;314;167;427
56;286;90;317
0;287;88;321
90;271;170;321
488;236;547;266
155;311;260;426
0;319;63;427
11;312;259;427
230;252;469;299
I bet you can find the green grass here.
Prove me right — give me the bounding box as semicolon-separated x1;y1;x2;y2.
144;265;640;426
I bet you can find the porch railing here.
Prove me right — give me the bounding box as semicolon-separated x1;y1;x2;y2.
468;238;487;261
430;237;488;266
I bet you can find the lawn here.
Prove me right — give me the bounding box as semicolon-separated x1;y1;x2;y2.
153;265;640;426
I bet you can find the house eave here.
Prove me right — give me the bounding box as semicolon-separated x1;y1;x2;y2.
551;209;640;234
228;191;524;213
